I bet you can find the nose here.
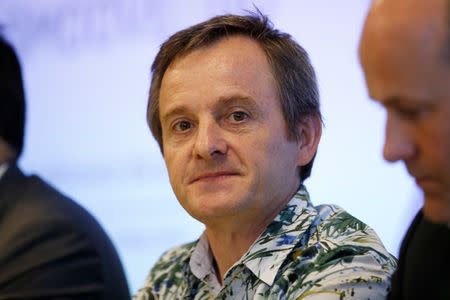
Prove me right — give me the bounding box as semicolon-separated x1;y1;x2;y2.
192;119;228;159
383;113;416;163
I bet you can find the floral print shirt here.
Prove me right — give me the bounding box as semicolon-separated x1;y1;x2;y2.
134;186;397;299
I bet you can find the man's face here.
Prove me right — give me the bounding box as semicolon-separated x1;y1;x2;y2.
359;0;450;222
158;35;305;226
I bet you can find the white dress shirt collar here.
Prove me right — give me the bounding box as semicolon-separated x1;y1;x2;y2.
0;163;8;180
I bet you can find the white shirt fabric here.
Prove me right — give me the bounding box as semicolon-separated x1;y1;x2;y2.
0;163;8;180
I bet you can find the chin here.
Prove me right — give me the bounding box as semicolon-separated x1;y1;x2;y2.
184;196;246;222
422;194;450;224
189;207;242;225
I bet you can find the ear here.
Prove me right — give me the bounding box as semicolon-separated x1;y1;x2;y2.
0;138;17;164
295;114;322;166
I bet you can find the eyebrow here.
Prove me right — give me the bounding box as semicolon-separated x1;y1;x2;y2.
377;95;435;112
161;94;258;122
370;93;402;105
160;106;190;124
216;95;258;108
380;96;401;107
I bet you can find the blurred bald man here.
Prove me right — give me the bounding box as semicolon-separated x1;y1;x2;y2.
359;0;450;299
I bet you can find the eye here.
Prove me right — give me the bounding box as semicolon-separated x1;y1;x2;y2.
395;106;426;120
173;120;192;132
229;111;249;123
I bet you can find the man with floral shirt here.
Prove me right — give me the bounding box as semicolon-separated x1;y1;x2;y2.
135;12;397;299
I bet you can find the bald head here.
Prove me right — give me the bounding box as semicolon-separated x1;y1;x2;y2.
358;0;450;223
364;0;448;56
360;0;449;63
359;0;449;101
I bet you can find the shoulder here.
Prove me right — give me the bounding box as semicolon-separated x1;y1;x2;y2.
134;241;197;300
0;172;129;298
149;241;196;284
3;174;111;248
312;204;393;256
390;211;450;299
277;204;397;299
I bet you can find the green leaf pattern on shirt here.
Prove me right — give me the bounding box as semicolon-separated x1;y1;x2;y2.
134;186;397;299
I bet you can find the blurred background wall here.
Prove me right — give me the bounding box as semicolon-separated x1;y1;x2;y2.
0;0;421;293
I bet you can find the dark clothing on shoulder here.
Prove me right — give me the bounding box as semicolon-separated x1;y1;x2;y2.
0;164;130;300
388;210;450;300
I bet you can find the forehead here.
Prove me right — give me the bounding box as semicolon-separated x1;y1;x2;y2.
165;35;272;79
359;0;450;102
159;35;277;107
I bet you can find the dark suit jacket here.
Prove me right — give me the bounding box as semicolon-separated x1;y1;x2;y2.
0;164;130;299
388;210;450;299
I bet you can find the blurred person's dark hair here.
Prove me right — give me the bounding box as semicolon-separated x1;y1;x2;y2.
0;33;25;160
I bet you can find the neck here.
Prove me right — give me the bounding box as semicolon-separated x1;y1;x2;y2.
204;195;292;284
205;225;263;284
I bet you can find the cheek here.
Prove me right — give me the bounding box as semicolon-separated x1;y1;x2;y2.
251;136;297;173
164;152;182;180
435;128;450;165
421;117;450;164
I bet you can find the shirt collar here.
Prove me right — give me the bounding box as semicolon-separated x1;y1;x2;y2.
0;163;8;180
190;232;222;294
190;233;213;279
189;186;316;287
241;186;316;285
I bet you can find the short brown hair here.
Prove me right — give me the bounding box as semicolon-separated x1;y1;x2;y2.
148;11;322;182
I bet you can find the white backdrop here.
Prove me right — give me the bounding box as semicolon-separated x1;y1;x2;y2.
0;0;421;293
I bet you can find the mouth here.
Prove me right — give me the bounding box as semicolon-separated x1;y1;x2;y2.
406;165;435;190
189;172;240;184
414;176;437;190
